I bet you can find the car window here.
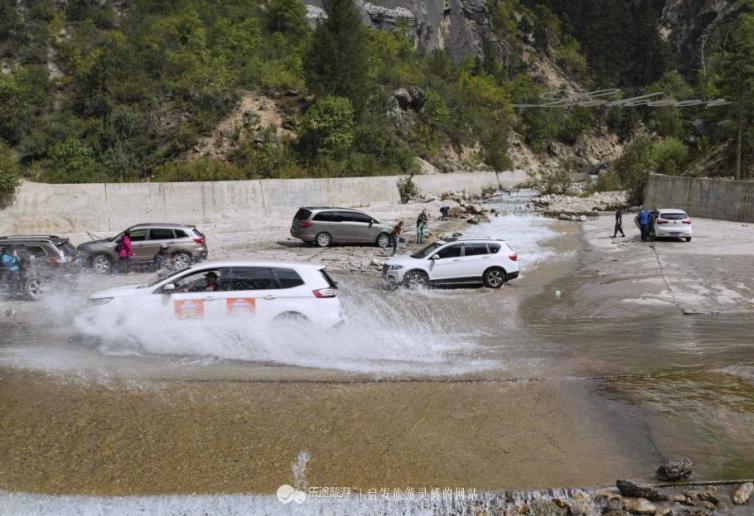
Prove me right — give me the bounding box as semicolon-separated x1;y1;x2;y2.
174;229;188;238
349;212;373;224
129;228;147;242
294;208;312;221
436;244;462;259
337;211;360;223
226;267;275;291
412;242;443;259
463;243;489;256
487;243;501;254
170;269;224;293
148;228;175;240
23;245;47;258
313;211;339;222
272;268;305;288
660;212;688;220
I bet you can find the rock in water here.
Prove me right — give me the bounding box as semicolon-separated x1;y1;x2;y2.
733;482;753;505
616;480;668;502
656;458;693;481
623;498;656;515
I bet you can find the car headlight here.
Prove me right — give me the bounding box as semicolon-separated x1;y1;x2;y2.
388;265;404;271
88;297;113;306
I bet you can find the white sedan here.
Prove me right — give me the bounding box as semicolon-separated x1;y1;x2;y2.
81;261;342;330
636;209;693;242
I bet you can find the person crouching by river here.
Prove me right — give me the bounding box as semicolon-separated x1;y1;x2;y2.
117;230;135;273
391;221;404;255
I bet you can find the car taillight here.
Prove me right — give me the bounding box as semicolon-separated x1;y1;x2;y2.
313;288;336;298
509;254;518;262
299;220;314;228
193;237;205;244
683;218;691;224
656;219;669;224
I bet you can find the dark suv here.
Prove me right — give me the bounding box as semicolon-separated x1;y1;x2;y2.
0;235;81;300
77;223;208;274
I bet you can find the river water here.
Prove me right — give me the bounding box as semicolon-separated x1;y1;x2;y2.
0;191;752;513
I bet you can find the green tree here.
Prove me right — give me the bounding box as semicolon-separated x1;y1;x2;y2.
299;96;355;158
614;135;654;204
266;0;308;38
717;7;754;180
46;138;107;183
651;137;687;175
304;0;369;113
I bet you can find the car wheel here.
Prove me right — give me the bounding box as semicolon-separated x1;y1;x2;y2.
403;270;430;289
274;312;310;324
23;277;42;301
483;267;507;289
172;252;193;269
315;232;332;248
376;232;391;248
686;237;692;242
91;254;112;274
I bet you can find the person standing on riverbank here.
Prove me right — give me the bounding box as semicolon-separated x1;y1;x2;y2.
613;208;625;238
117;230;135;273
391;221;403;255
638;208;651;242
416;210;428;244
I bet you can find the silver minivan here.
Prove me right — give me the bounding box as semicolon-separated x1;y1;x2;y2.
290;208;394;247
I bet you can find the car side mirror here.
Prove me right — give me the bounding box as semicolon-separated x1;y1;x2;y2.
161;283;176;293
430;255;439;260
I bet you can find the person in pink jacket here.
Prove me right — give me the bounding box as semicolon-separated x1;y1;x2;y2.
117;230;135;273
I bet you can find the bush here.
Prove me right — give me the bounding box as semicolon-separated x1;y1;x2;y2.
299;96;355;159
614;135;654;204
397;174;420;203
588;170;623;193
0;140;20;205
153;158;244;182
650;137;688;175
44;138;109;183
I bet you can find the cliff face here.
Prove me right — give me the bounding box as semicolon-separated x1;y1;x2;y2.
304;0;494;62
661;0;743;80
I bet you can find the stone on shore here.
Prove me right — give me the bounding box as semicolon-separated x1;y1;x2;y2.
623;498;656;515
733;482;753;505
656;458;693;481
616;480;668;502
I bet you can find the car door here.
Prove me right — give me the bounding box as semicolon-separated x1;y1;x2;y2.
429;243;464;281
333;211;360;243
346;211;378;243
127;227;150;260
462;243;490;279
151;267;227;323
213;267;284;324
312;211;341;242
142;227;175;262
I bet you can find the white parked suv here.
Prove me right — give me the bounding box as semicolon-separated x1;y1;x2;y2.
81;261;342;329
382;239;520;288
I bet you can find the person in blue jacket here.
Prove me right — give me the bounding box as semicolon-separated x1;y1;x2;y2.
1;247;22;290
638;208;651;242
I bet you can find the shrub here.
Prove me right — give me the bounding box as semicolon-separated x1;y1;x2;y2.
299;96;355;159
0;140;20;205
588;170;623;193
397;174;420;203
44;138;109;183
614;135;654;205
650;137;688;175
152;158;244;182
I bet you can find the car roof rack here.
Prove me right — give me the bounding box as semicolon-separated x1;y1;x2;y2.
0;235;61;241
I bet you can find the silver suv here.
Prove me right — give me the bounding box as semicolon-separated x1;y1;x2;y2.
290;208;394;248
78;223;208;274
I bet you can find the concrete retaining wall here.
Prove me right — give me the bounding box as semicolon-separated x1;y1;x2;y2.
0;170;527;234
645;173;754;222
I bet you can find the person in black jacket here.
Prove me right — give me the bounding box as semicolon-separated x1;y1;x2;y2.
613;208;625;238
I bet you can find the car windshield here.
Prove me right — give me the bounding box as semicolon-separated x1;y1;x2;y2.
146;267;191;287
411;242;443;259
